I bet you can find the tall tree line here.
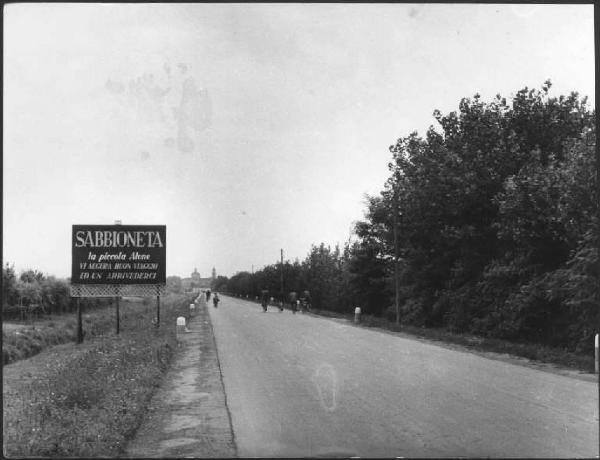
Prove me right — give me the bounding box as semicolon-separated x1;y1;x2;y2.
199;81;598;353
2;263;112;316
380;81;596;353
225;244;356;313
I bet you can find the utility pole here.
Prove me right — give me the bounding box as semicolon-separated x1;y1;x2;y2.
280;249;284;303
393;190;401;326
595;6;600;445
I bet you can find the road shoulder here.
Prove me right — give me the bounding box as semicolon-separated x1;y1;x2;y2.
313;313;597;383
123;302;236;458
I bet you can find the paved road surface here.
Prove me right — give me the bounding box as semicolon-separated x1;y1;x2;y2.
209;296;598;458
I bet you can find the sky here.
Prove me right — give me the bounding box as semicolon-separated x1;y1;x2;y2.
3;3;595;279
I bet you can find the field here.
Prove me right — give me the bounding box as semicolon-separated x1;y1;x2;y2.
3;293;194;457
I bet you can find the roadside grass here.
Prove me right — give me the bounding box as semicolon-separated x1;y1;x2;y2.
3;297;158;365
310;308;595;373
3;293;194;458
3;319;76;365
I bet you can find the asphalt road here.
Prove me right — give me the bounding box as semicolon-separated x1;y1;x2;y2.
208;295;598;458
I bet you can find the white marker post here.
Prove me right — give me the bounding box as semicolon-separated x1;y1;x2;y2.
354;307;361;324
176;316;186;334
595;334;598;374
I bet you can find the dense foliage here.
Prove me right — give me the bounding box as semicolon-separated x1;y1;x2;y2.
225;244;354;312
2;264;111;319
223;81;597;354
381;81;597;352
166;275;183;294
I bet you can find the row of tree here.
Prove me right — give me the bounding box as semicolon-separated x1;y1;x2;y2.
224;244;355;312
382;81;597;353
1;267;216;315
220;81;598;354
2;264;71;313
2;264;116;318
3;82;595;353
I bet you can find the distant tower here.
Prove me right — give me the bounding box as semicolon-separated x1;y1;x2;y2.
211;267;216;282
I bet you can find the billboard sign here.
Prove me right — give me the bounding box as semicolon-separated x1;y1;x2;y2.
72;225;166;284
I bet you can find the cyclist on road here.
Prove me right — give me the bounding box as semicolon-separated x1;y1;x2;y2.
300;290;312;312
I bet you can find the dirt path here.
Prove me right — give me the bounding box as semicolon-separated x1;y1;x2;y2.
123;301;236;458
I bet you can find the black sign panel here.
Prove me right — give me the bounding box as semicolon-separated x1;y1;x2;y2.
72;225;166;284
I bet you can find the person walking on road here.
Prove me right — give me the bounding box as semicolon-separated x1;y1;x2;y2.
212;292;219;308
260;290;269;312
289;291;298;314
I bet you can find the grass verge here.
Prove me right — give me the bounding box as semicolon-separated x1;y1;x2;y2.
3;293;194;457
3;298;163;365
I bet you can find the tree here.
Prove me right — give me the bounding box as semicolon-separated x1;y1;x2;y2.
302;243;348;311
2;263;19;306
166;276;183;294
228;271;253;297
20;269;45;284
40;277;70;314
213;275;229;292
348;195;393;316
378;81;595;343
490;124;597;348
